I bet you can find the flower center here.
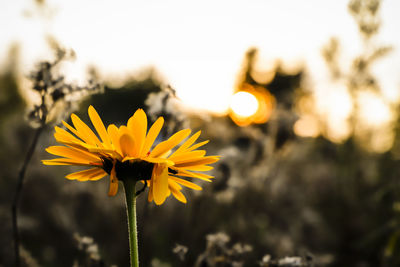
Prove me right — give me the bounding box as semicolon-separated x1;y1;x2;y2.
102;157;155;182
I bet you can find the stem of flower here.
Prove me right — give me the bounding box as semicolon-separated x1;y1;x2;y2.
12;123;45;267
123;179;139;267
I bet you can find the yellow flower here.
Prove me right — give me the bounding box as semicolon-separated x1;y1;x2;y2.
43;106;220;205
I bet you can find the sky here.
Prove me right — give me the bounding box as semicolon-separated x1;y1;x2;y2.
0;0;399;121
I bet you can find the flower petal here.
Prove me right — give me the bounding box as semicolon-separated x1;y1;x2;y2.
108;163;119;196
107;124;122;156
119;133;136;158
65;168;107;181
148;178;154;202
46;146;100;162
142;117;164;156
150;129;191;158
168;180;187;203
186;140;209;152
88;106;111;147
127;109;147;157
169;176;202;190
177;165;214;171
174;156;220;168
170;131;201;157
86;147;121;159
71;114;102;146
61;121;86;142
169;150;206;163
176;169;214;181
152;164;169;205
42;158;98;166
54;126;83;144
144;157;174;166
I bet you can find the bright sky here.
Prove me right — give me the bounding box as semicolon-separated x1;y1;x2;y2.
0;0;400;117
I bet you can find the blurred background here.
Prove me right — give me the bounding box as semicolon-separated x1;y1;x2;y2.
1;0;400;266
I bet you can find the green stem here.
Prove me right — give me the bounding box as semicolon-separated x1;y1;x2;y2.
123;179;139;267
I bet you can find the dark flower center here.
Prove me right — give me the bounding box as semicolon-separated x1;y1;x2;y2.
101;157;154;182
101;157;179;182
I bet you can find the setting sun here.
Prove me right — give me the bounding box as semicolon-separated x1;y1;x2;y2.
230;91;259;118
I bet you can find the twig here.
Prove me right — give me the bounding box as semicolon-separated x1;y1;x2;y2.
11;122;46;267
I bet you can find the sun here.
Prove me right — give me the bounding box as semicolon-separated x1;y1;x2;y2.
230;91;259;117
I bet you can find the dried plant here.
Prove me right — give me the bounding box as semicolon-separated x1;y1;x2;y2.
12;44;102;267
195;232;252;267
145;85;189;138
72;233;104;267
